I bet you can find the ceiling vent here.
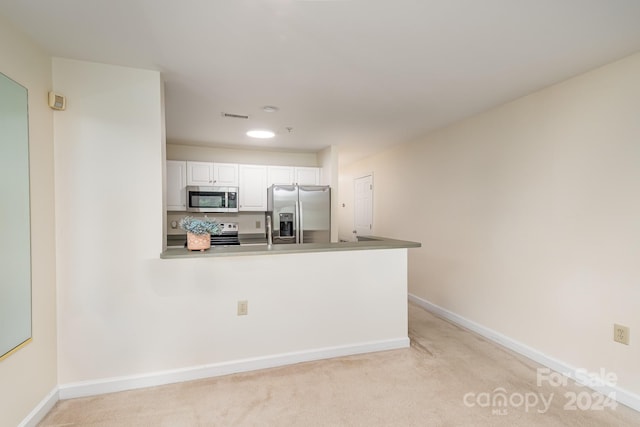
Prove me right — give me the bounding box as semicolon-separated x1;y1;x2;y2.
221;112;249;119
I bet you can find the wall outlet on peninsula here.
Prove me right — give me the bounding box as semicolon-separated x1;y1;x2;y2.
237;300;248;316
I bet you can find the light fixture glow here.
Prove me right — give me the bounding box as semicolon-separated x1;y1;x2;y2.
247;129;275;139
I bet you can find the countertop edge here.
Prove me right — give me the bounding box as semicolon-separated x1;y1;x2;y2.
160;236;421;259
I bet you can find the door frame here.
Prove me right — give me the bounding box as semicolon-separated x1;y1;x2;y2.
354;173;374;238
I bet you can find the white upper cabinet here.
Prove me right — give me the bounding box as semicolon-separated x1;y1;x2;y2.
295;167;321;185
239;164;267;211
166;160;187;211
174;161;317;212
267;166;320;186
186;161;214;186
186;161;238;187
267;166;295;186
214;162;239;187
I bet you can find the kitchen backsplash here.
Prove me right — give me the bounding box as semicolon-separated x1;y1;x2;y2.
167;211;266;235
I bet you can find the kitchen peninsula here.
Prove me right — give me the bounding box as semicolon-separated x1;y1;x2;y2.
122;236;422;400
161;236;420;258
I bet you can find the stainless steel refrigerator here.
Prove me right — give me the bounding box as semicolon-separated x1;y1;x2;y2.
266;185;331;244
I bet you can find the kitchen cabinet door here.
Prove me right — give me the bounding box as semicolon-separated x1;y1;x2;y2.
166;160;187;211
186;161;214;186
239;164;267;211
267;166;320;186
214;163;239;187
267;166;295;186
295;167;320;185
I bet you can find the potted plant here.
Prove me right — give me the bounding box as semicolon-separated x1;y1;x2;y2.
179;216;221;251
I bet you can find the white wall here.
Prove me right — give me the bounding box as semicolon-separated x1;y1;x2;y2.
167;143;318;166
53;59;408;388
0;16;57;427
319;145;340;241
340;53;640;396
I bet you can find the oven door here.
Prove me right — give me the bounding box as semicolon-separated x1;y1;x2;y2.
186;186;229;212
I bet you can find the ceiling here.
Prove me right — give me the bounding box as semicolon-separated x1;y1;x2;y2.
2;1;640;165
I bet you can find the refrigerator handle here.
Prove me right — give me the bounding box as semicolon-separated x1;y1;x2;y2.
295;201;300;243
299;201;304;243
266;215;273;246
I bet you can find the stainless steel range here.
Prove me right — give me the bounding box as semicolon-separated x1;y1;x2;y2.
211;222;240;246
166;222;240;248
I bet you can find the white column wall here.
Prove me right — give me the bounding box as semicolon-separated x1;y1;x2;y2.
319;145;340;242
53;58;164;383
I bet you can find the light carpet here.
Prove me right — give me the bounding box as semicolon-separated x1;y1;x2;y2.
39;302;640;426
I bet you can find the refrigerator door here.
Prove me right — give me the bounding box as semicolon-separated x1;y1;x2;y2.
298;185;331;243
268;185;298;244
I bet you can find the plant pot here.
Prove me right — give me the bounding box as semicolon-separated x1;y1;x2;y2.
186;232;210;251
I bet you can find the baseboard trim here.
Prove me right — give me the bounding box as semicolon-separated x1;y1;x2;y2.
408;293;640;413
58;337;409;400
18;386;59;427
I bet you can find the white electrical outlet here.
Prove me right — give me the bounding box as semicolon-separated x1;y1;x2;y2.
237;300;248;316
613;324;630;345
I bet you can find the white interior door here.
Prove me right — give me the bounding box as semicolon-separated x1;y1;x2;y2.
354;175;373;236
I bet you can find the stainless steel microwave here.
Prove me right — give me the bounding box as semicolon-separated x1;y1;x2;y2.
186;186;238;213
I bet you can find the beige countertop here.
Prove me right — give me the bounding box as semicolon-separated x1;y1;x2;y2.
161;236;420;259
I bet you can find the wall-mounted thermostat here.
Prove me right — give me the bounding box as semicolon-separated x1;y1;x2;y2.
48;91;66;110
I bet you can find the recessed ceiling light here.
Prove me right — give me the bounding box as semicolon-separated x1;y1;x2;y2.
262;105;279;113
247;129;275;139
